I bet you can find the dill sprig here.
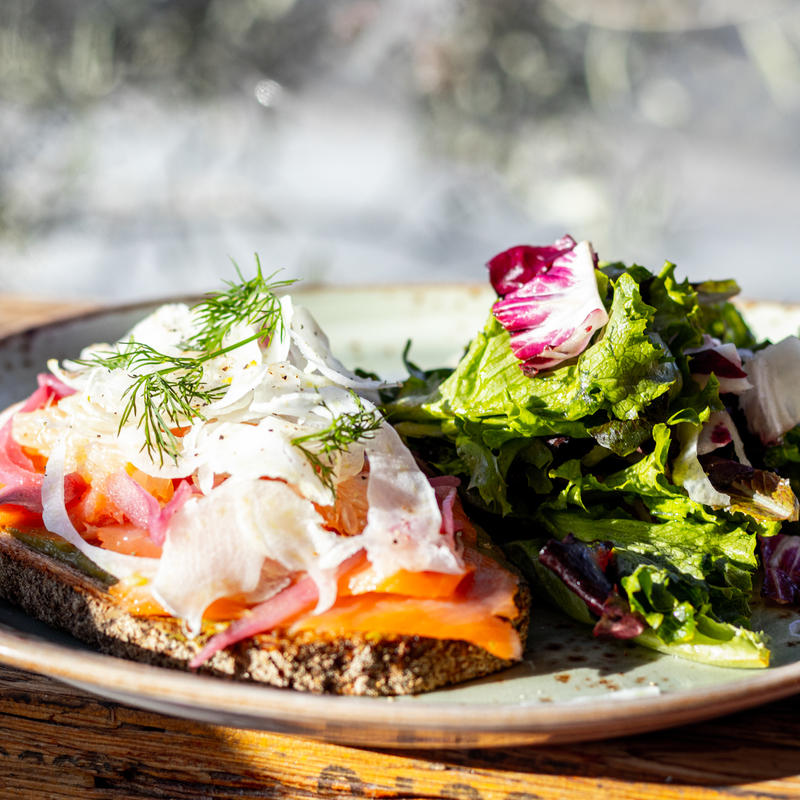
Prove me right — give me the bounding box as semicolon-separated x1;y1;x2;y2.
76;343;225;464
291;395;383;495
184;255;295;352
123;363;226;465
77;258;294;465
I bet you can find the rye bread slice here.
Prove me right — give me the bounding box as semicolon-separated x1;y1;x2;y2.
0;529;529;696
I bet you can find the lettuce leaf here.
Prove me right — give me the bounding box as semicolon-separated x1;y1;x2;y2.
634;618;769;668
429;271;682;436
509;532;769;667
764;426;800;497
645;262;705;353
698;296;759;349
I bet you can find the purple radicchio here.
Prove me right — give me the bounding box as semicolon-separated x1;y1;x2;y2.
488;236;609;375
538;534;645;639
697;410;750;466
760;533;800;605
686;335;752;395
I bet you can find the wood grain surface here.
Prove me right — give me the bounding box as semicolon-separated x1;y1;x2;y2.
0;296;96;339
2;662;800;800
1;298;800;800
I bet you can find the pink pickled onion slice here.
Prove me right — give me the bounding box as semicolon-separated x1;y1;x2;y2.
433;483;457;542
0;482;42;509
189;575;318;668
103;472;156;530
189;551;366;668
0;418;38;478
489;238;608;375
149;480;193;546
429;475;474;553
0;410;85;512
439;487;457;551
0;375;80;507
104;472;195;546
20;373;76;413
0;472;85;512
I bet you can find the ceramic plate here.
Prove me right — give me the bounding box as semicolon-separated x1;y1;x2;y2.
1;285;799;750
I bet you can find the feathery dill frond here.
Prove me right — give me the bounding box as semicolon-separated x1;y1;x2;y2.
291;394;383;495
76;256;294;464
184;256;295;352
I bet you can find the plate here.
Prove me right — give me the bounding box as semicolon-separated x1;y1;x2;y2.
1;284;800;750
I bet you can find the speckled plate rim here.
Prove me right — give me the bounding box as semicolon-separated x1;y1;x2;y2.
2;619;800;748
0;287;799;749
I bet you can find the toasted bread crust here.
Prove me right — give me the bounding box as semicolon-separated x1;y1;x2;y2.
0;530;529;695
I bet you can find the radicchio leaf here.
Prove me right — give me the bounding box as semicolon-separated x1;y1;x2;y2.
686;335;752;395
760;533;800;604
701;454;799;522
740;336;800;444
489;237;608;375
538;534;645;639
697;410;750;466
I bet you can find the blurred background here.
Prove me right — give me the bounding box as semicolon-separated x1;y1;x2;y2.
1;0;799;303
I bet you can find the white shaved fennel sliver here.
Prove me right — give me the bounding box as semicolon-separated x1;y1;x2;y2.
289;305;386;391
361;424;460;577
187;415;346;506
671;423;731;509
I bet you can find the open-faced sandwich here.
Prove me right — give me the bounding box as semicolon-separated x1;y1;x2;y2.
0;265;528;695
387;236;800;670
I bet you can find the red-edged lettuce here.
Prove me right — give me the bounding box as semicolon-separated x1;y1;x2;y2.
537;534;645;639
701;456;799;522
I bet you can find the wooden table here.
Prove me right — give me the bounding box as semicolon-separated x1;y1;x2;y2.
2;297;800;799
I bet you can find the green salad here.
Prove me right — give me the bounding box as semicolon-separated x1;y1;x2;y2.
386;236;800;668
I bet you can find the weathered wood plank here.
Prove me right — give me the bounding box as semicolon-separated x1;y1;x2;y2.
2;664;800;800
0;297;95;338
